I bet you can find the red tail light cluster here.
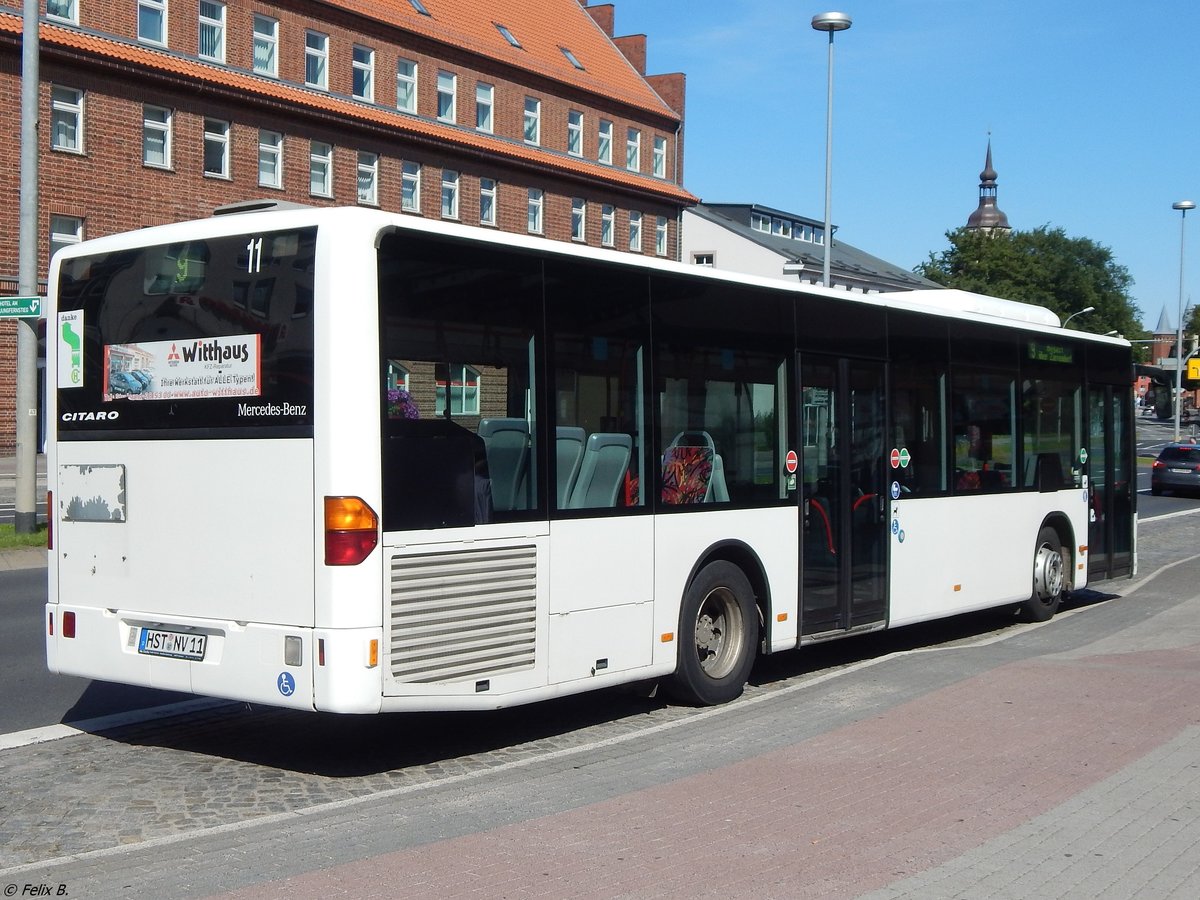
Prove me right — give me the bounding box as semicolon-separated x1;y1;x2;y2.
324;496;379;566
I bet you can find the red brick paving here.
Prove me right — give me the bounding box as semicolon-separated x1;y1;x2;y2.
215;644;1200;899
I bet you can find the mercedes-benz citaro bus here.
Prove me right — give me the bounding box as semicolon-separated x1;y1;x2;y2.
45;202;1135;713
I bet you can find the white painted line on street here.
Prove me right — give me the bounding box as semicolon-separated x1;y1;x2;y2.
0;698;233;752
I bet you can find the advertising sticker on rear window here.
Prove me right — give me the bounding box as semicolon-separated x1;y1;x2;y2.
102;334;262;402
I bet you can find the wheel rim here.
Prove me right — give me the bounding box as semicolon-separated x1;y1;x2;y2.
1033;542;1064;602
694;586;745;679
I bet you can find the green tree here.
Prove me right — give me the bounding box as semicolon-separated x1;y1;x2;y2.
915;226;1145;343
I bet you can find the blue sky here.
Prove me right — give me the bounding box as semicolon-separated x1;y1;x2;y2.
614;0;1198;331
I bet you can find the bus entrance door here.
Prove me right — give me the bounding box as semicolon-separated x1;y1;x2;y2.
799;356;888;638
1087;385;1134;579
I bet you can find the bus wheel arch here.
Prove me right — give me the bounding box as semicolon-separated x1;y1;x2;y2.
668;543;766;706
1022;515;1073;622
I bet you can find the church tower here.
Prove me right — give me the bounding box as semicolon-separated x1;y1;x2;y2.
965;139;1011;233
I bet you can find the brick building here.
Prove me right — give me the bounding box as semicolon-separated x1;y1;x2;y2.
0;0;693;453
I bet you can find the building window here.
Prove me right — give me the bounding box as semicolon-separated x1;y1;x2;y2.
197;1;224;61
50;86;83;153
692;252;714;267
358;151;379;205
626;128;641;172
352;45;374;101
436;364;480;416
49;215;83;261
203;118;229;177
751;213;770;233
628;211;642;252
598;119;612;165
527;188;543;234
655;216;668;256
138;0;167;46
479;177;497;226
258;129;283;188
524;97;540;145
305;31;328;89
495;23;522;48
397;60;417;113
567;110;583;157
401;161;420;212
560;46;584;70
653;136;667;178
476;82;494;133
46;0;77;24
601;205;614;247
437;71;456;122
142;104;172;168
441;170;459;219
570;199;587;242
310;140;333;197
253;15;278;77
407;0;429;15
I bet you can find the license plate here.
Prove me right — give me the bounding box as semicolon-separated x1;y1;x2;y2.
1170;468;1192;474
138;628;207;661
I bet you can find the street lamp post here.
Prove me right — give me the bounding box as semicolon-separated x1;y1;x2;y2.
812;11;851;289
1062;305;1095;328
1173;200;1195;442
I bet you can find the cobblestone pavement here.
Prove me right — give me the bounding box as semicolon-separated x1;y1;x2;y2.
0;513;1197;898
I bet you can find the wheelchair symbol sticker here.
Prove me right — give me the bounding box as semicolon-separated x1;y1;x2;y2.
277;672;296;697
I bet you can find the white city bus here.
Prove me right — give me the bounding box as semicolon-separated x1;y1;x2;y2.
44;204;1135;713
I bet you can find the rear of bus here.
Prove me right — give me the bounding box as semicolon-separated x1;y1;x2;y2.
44;209;383;711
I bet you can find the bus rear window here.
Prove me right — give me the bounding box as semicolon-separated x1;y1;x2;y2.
55;227;315;439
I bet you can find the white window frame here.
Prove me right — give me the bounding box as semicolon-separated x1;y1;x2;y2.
198;1;225;63
258;129;283;189
527;188;544;235
305;31;328;90
357;151;379;206
397;60;418;113
309;140;333;197
567;110;583;157
479;177;497;226
598;120;612;165
253;14;278;78
524;97;541;145
401;161;421;212
653;136;667;178
142;104;172;169
476;82;494;133
352;45;375;102
203;117;230;178
49;215;83;262
571;198;586;242
655;216;668;257
692;252;714;267
138;0;167;47
601;205;615;247
628;211;642;252
437;71;457;123
441;169;459;220
50;86;84;153
626;128;641;172
436;364;480;417
46;0;78;25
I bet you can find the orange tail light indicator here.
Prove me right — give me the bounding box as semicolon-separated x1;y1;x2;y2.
324;496;379;566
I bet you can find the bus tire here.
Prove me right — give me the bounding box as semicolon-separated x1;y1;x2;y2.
668;561;758;706
1022;526;1066;622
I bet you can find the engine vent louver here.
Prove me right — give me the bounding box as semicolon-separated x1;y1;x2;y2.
389;545;537;683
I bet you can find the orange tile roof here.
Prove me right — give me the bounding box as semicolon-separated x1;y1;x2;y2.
326;0;679;120
0;13;695;204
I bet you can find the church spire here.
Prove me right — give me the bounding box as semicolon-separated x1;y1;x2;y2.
966;138;1011;233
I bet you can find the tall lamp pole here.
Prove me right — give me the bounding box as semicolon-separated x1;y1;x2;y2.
812;11;851;289
1173;200;1194;443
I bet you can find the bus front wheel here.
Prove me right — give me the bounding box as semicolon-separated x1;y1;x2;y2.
669;561;757;706
1022;526;1067;622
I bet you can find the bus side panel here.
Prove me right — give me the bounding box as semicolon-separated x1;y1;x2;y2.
654;507;799;662
53;439;316;626
888;491;1088;628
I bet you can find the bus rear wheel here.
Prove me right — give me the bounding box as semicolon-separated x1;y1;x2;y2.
669;561;757;706
1022;526;1067;622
